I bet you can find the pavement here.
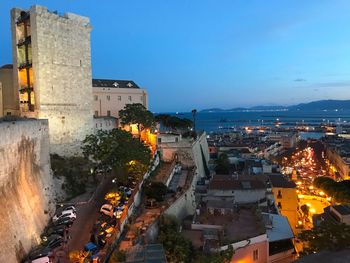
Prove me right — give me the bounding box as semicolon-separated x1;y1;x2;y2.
55;174;115;262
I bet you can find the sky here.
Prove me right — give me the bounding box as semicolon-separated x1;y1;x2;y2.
1;0;350;112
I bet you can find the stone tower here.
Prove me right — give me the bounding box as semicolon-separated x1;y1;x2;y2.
11;5;93;156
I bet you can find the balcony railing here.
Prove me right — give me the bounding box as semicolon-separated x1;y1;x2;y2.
17;36;31;46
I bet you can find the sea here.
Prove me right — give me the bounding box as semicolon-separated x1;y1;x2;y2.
169;110;350;139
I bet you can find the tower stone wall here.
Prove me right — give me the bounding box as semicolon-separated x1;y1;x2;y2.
12;5;93;155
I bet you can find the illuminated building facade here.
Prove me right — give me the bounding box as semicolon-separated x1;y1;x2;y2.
11;5;93;155
92;79;148;118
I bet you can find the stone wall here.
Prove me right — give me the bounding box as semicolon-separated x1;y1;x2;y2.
0;119;55;262
12;5;94;156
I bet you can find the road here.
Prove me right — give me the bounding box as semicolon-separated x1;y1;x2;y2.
56;175;114;262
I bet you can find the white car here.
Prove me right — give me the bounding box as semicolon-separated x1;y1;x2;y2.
52;210;76;222
100;204;114;217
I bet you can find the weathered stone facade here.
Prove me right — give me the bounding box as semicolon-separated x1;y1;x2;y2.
0;119;54;263
11;5;93;155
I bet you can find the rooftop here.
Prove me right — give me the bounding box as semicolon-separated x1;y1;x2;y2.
263;213;294;242
332;205;350;215
209;178;266;191
267;173;296;188
92;79;140;89
195;207;265;243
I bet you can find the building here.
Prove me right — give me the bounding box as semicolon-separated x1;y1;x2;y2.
267;173;298;234
92;79;148;118
0;64;19;116
207;175;267;204
314;205;350;226
93;116;118;132
11;5;93;155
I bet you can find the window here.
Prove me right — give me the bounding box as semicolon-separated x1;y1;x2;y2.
128;96;132;101
118;96;121;101
277;190;282;199
94;95;98;101
94;111;98;117
107;110;111;116
107;95;110;101
253;249;258;261
278;202;282;209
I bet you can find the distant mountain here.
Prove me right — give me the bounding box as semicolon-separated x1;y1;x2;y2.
290;100;350;110
200;100;350;112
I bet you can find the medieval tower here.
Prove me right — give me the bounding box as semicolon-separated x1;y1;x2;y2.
11;5;93;155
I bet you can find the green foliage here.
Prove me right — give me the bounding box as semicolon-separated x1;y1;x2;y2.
158;215;192;263
50;154;91;199
215;153;231;174
298;221;350;256
119;103;155;137
155;114;193;131
82;129;151;170
193;246;234;263
313;177;350;203
144;181;168;202
125;160;148;181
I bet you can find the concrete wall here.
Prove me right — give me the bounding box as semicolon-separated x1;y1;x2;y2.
0;119;55;263
12;5;93;156
0;66;19;116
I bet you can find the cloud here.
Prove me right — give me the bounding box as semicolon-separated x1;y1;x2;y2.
294;78;307;82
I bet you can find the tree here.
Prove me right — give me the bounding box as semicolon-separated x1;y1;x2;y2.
300;204;309;217
313;177;350;204
82;129;151;173
155;114;193;132
119;103;155;140
192;109;197;131
144;181;168;202
215;153;231;174
158;215;192;263
298;221;350;256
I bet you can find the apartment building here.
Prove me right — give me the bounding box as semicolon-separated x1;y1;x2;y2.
92;79;148;118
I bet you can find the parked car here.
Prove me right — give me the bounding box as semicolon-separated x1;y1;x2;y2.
52;210;76;222
42;234;63;250
100;204;115;217
31;256;51;263
41;225;66;240
48;216;74;228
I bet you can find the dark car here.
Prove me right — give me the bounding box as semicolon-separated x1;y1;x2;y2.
42;234;64;250
48;216;74;228
27;246;51;260
41;225;66;240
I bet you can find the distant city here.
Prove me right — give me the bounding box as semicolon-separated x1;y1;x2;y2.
0;3;350;263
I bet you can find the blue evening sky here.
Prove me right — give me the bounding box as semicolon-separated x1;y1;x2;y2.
1;0;350;112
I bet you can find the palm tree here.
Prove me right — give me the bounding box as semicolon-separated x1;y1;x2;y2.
191;109;197;131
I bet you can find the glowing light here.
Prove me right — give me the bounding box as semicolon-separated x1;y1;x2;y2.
310;208;316;213
306;203;311;207
298;220;303;225
319;191;324;196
